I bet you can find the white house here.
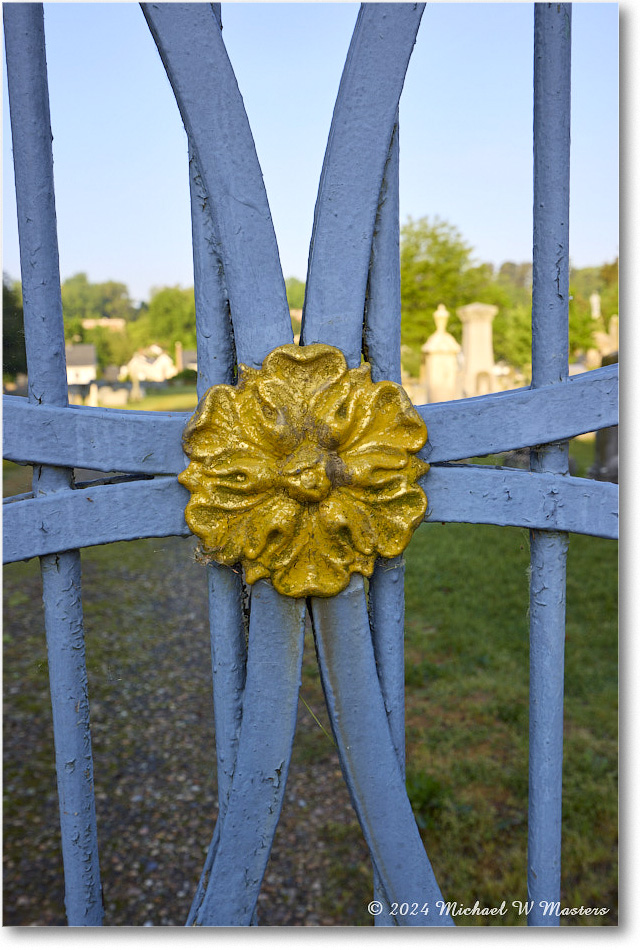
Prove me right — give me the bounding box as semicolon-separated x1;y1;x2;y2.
122;344;178;382
65;343;97;385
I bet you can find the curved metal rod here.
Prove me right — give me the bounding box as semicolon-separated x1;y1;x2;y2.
140;2;292;368
311;576;453;926
301;2;425;367
361;108;404;925
190;581;307;925
187;87;248;918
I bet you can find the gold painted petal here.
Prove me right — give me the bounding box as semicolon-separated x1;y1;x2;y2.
192;451;276;494
318;492;378;557
243;560;271;585
340;380;428;455
265;508;376;598
182;385;240;456
184;382;295;461
348;485;428;558
184;500;251;564
240;494;302;561
310;365;374;447
235;384;300;457
179;466;273;510
187;493;300;566
261;343;349;401
342;447;410;489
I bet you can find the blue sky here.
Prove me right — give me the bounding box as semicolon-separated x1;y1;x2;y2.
3;1;620;304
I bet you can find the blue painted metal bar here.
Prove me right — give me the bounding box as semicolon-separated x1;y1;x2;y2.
417;363;618;464
363;117;403;387
3;363;618;475
2;395;188;474
141;1;293;369
2;396;187;473
362;119;406;765
301;3;424;368
362;115;404;926
2;466;618;566
186;564;246;926
185;50;249;916
311;577;453;926
189;146;236;402
3;2;103;925
192;581;306;925
528;2;573;927
423;465;618;540
140;8;314;923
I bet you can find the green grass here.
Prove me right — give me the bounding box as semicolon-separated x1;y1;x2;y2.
402;520;617;925
126;385;198;413
2;522;616;925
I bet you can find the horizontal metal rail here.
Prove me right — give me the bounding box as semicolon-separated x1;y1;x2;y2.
3;363;618;473
3;464;618;565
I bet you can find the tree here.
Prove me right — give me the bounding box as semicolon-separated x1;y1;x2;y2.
400;216;508;371
285;277;305;311
129;285;197;353
61;273;135;326
568;257;618;357
2;275;27;378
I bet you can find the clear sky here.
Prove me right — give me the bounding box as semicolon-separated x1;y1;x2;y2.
3;1;620;305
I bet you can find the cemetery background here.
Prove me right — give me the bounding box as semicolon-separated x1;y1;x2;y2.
3;269;618;923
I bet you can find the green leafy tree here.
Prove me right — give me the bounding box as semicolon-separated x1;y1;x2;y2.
598;257;619;326
61;273;135;328
568;257;618;357
400;216;510;371
2;275;27;378
285;277;305;311
129;285;197;353
60;273;138;371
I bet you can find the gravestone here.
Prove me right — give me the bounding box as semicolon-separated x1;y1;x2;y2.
457;302;499;397
419;304;462;403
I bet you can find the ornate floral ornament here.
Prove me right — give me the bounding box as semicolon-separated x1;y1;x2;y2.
179;343;429;598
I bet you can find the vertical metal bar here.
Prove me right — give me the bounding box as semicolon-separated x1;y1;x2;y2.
364;118;405;926
528;2;572;927
189;139;246;813
185;34;248;914
364;118;405;758
3;3;103;925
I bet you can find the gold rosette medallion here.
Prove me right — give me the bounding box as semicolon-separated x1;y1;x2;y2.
179;343;429;598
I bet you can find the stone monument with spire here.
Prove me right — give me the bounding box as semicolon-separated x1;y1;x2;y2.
419;304;462;403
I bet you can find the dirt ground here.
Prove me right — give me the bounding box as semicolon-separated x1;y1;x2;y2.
3;535;374;927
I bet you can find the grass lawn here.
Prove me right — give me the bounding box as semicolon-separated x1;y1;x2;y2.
126;385;199;413
403;520;617;925
2;427;617;925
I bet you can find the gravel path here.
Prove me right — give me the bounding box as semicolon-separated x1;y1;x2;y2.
3;536;373;926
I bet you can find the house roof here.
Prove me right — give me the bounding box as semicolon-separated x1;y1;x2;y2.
65;343;97;366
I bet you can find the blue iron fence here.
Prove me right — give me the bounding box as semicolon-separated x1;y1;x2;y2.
3;1;618;927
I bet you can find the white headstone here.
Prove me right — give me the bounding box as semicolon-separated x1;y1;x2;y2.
420;305;462;403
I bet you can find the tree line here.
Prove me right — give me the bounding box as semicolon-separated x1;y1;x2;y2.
3;216;618;381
